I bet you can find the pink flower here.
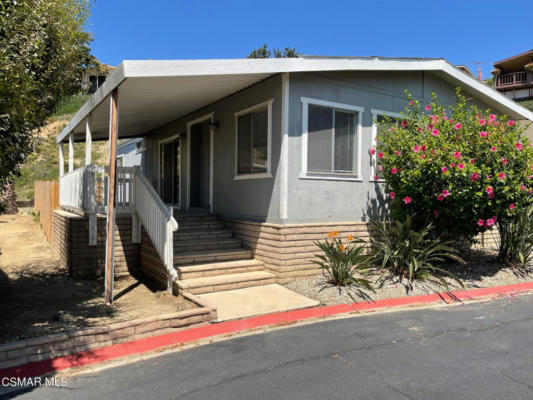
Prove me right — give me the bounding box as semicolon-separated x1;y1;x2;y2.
470;159;476;165
458;163;465;170
451;163;456;168
501;158;508;165
453;151;461;159
471;172;479;182
489;114;496;122
394;150;401;156
489;192;494;199
486;218;495;227
378;152;384;159
477;219;485;227
391;168;398;174
479;119;486;126
509;204;515;210
389;191;395;199
429;115;436;120
431;129;440;137
441;166;447;173
369;148;376;155
436;195;445;201
516;142;524;151
374;175;379;181
491;147;497;152
425;105;431;111
508;120;515;126
413;145;420;152
498;172;505;180
420;145;427;152
401;120;408;128
521;184;526;191
479;131;487;138
433;210;439;216
403;196;411;204
378;165;383;171
486;186;493;194
421;154;426;159
441;189;450;197
409;101;414;106
454;123;462;130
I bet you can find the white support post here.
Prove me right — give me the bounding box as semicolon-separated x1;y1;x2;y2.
68;132;74;172
85;117;92;166
131;167;141;244
59;143;65;178
86;165;97;246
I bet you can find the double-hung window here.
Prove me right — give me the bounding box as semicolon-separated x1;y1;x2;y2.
301;98;363;180
370;109;401;181
234;99;273;179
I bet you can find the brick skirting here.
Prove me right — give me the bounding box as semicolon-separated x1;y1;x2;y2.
52;210;139;279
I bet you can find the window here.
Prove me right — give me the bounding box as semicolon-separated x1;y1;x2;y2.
370;109;401;181
234;99;273;179
301;98;363;180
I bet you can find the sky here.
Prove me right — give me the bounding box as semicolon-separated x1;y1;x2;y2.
89;0;533;80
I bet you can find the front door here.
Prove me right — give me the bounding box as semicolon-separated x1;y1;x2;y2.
160;138;181;207
189;120;211;210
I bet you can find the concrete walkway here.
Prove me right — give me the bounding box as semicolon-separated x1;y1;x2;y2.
197;284;319;321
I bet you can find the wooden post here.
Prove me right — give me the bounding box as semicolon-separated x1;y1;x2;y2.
59;143;65;177
85;117;92;166
68;133;74;172
104;88;119;305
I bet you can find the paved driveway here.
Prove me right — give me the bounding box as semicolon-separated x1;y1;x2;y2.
5;294;533;399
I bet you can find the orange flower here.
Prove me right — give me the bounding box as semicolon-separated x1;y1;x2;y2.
332;231;338;237
328;232;332;238
339;243;345;251
347;234;354;241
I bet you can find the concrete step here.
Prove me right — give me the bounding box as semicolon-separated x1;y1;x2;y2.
176;271;276;295
174;229;232;242
177;259;264;280
174;214;217;223
176;221;226;231
173;248;253;266
173;238;243;253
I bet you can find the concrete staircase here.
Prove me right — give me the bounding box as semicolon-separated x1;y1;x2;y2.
173;211;276;295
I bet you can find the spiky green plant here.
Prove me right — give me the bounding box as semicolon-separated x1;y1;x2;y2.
313;232;374;289
366;215;465;290
497;200;533;269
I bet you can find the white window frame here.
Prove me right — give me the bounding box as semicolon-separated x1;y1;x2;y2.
370;109;401;182
233;99;274;181
300;97;363;182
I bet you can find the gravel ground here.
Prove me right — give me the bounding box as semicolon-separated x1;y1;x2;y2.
284;251;533;305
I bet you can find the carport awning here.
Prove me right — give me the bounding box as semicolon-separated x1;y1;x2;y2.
57;57;533;143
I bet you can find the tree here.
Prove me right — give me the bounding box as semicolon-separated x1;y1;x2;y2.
0;0;92;185
375;89;533;242
248;44;299;59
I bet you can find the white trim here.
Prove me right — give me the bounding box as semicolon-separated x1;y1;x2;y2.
58;143;65;178
298;173;363;182
85;117;92;166
186;112;214;212
68;133;74;172
280;73;289;220
300;97;364;180
116;154;125;166
370;109;402;181
233;99;273;180
158;134;183;207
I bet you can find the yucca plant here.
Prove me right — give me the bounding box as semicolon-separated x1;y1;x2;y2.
497;201;533;269
313;232;374;289
366;215;465;290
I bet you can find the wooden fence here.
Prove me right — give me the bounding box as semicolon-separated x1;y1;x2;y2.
34;181;60;243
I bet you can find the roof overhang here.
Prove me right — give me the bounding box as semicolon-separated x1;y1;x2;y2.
57;57;533;144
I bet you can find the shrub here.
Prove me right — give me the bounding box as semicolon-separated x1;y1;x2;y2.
497;199;533;268
375;89;533;243
366;216;465;290
313;232;374;288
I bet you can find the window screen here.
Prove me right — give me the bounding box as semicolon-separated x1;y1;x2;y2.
237;107;269;175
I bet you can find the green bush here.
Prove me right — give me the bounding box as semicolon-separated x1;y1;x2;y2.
497;199;533;268
366;216;465;290
313;232;374;288
375;89;533;242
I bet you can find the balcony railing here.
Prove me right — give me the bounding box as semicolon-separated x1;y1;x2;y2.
495;71;533;90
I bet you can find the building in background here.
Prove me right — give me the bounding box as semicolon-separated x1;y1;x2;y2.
493;49;533;101
81;60;116;93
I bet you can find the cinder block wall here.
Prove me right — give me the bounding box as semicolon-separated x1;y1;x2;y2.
52;210;139;279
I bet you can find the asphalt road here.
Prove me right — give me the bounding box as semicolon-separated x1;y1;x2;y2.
4;295;533;400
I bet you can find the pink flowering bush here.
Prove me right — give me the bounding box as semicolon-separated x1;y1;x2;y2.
375;89;533;242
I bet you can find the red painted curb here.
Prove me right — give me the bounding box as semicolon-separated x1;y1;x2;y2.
2;280;533;379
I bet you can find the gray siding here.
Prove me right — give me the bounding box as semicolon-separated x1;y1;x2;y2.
144;75;283;222
285;71;492;223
